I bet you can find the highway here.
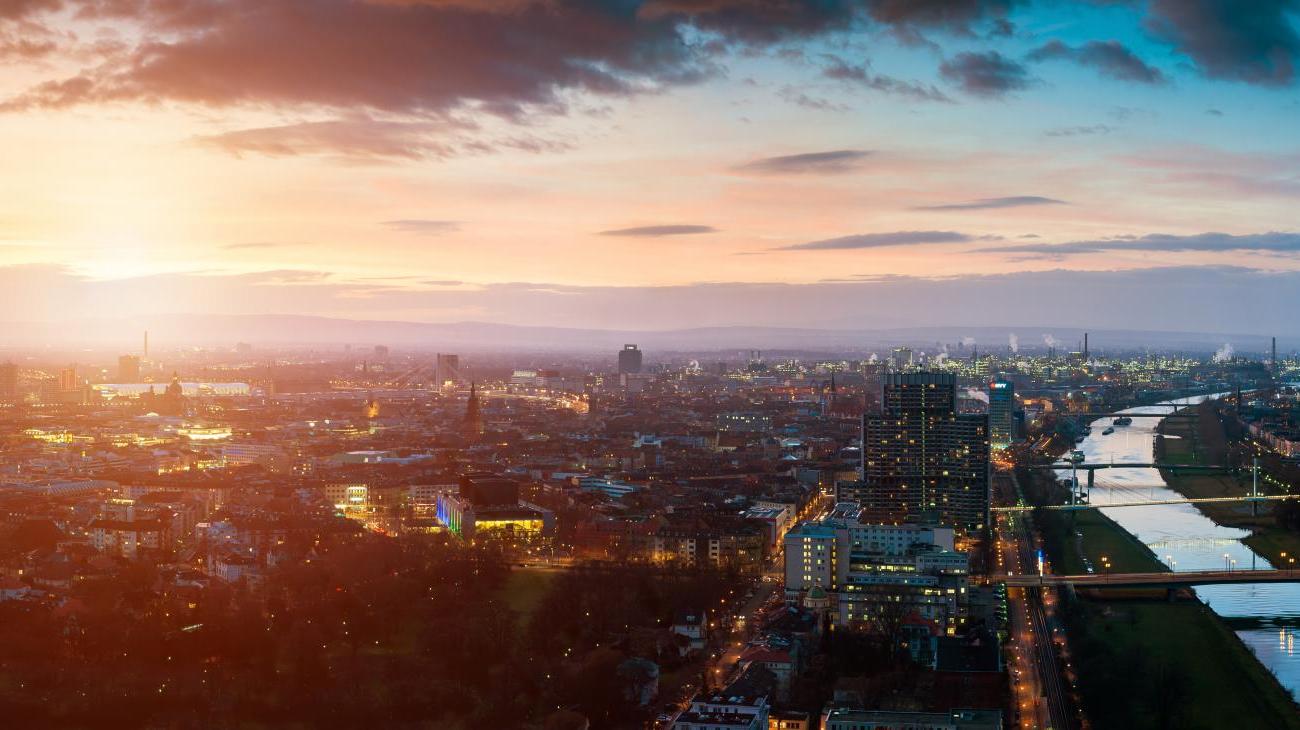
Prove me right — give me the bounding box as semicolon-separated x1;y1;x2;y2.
996;471;1076;730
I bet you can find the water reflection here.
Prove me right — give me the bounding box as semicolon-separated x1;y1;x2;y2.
1064;396;1300;695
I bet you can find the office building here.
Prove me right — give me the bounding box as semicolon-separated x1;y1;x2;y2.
118;355;142;382
891;347;913;369
0;362;17;403
672;693;769;730
58;365;79;392
436;353;461;385
784;506;969;634
862;373;989;531
987;380;1015;450
618;344;643;374
717;412;773;433
436;473;552;545
463;382;484;441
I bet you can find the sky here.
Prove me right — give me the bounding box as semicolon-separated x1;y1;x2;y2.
1;0;1299;335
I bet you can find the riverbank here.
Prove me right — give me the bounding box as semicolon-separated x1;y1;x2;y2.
1156;404;1300;566
1020;464;1300;728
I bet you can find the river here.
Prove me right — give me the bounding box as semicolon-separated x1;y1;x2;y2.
1065;395;1300;698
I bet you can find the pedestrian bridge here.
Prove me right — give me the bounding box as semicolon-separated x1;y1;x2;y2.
1001;569;1300;589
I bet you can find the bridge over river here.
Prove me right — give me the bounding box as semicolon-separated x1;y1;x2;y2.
1001;568;1300;589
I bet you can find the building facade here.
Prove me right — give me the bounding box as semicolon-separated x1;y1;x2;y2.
987;380;1015;450
862;373;990;532
618;344;643;374
784;507;970;636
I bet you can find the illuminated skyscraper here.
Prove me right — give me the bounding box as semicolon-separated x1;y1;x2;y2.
862;373;989;532
988;380;1015;450
618;344;643;374
58;365;79;392
437;353;462;385
891;347;913;369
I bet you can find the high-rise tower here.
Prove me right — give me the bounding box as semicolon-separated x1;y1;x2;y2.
861;373;990;532
988;380;1015;450
617;344;643;374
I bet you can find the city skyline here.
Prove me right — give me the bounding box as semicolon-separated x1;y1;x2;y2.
1;1;1299;330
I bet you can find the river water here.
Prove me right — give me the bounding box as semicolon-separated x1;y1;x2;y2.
1065;395;1300;698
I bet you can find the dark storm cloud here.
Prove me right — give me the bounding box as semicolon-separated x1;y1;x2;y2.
1028;39;1167;84
733;149;873;174
862;0;1015;35
821;56;952;101
643;0;862;43
981;231;1300;256
917;196;1065;210
939;51;1034;96
380;220;462;235
1;0;705;114
1;0;905;116
778;231;975;250
1145;0;1300;85
598;224;717;237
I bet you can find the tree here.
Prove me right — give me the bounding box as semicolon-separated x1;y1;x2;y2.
1147;660;1191;730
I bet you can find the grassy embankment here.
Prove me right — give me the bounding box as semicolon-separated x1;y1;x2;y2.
1020;468;1300;728
501;568;557;623
1157;407;1300;568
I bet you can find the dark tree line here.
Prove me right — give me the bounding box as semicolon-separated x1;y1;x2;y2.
0;533;746;728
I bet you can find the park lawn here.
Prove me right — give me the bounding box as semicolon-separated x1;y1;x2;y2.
1037;476;1300;727
1073;509;1165;574
1073;600;1300;730
501;568;557;623
1243;527;1300;569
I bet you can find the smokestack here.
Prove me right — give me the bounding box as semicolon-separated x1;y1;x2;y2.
1084;332;1089;360
143;331;149;359
1272;337;1277;373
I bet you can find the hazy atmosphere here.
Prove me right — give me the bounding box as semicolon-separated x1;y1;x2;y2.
2;0;1298;338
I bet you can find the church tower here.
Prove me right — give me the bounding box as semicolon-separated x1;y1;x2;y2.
463;382;484;441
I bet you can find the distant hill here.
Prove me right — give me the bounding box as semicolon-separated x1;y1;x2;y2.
0;314;1285;355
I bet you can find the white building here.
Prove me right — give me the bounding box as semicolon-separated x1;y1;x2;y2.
784;505;969;634
672;693;769;730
